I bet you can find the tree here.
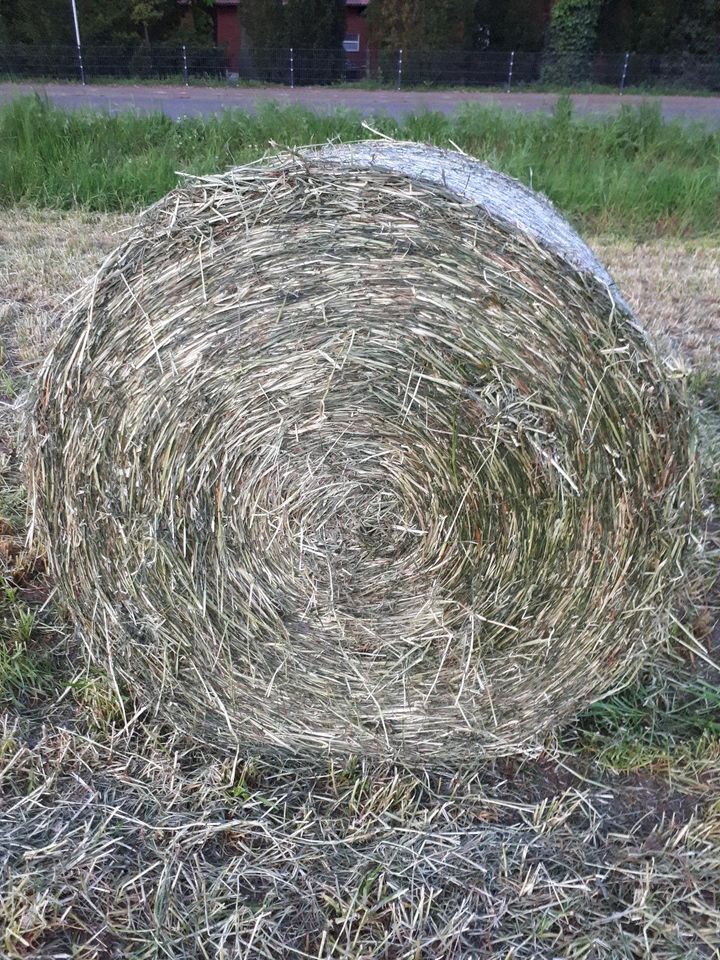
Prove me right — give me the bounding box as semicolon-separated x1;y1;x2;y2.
74;0;135;44
541;0;603;83
597;0;720;56
2;0;77;44
475;0;551;51
366;0;477;51
285;0;344;49
172;2;214;44
238;0;286;51
0;0;212;46
125;0;214;45
131;0;167;46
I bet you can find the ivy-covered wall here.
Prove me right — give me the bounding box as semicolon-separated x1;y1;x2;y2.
366;0;477;51
541;0;603;83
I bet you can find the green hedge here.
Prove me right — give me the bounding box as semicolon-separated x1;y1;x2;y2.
542;0;603;84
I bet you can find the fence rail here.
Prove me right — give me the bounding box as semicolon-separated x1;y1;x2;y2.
0;44;718;92
0;43;229;83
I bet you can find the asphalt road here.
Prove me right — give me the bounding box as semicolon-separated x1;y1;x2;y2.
2;81;720;125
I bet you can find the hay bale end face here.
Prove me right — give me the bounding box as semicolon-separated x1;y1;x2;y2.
28;142;695;761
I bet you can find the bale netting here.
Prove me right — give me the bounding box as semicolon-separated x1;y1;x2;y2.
28;141;696;762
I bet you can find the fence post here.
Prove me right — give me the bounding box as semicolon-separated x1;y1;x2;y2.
290;46;294;89
619;51;630;94
181;44;189;86
506;50;515;92
74;43;85;85
69;0;85;85
396;48;403;90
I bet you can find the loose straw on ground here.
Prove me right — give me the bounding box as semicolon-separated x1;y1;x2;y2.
27;142;696;761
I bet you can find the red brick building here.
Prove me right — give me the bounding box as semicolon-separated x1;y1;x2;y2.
214;0;370;73
343;0;371;67
214;1;242;71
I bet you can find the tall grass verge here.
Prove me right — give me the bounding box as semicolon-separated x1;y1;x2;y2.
1;94;718;234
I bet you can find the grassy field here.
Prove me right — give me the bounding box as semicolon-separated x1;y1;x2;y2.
0;101;719;956
1;95;719;234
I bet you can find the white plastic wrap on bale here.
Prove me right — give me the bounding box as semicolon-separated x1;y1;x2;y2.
312;141;632;318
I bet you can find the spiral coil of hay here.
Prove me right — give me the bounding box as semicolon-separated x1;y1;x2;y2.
28;142;695;761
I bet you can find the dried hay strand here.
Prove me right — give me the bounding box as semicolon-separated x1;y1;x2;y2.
27;142;696;761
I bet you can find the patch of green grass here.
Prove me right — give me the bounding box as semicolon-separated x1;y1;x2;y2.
0;571;59;703
1;94;718;235
0;490;26;537
583;677;720;741
689;368;720;415
687;370;720;509
66;669;127;728
335;79;720;97
0;579;124;722
0;609;53;703
570;669;720;782
514;81;719;98
6;74;717;97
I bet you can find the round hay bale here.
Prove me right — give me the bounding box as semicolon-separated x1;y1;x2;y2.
27;142;695;761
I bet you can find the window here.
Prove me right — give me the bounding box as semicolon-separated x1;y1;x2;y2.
343;34;360;53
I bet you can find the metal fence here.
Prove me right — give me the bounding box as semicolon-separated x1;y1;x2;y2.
0;43;228;84
0;43;718;92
